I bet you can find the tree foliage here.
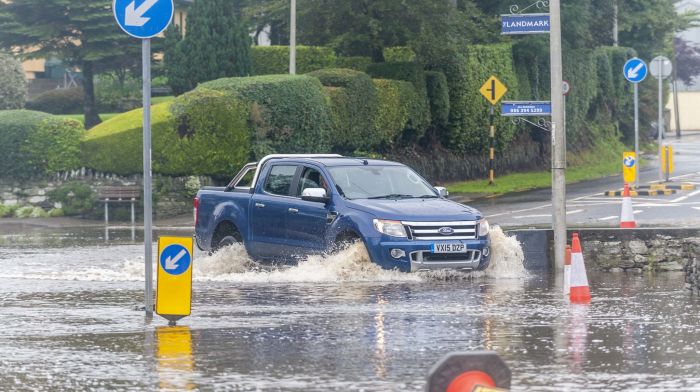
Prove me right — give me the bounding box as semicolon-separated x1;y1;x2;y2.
0;52;27;110
164;0;252;95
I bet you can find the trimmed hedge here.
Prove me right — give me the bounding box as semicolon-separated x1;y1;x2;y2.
426;71;450;129
251;46;336;75
373;79;429;146
310;69;378;152
383;47;417;63
200;74;333;156
26;88;84;115
82;90;251;178
0;110;84;179
335;56;372;72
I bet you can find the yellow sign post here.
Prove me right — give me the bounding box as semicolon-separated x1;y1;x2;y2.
479;76;509;186
156;236;193;325
622;152;637;184
661;145;674;181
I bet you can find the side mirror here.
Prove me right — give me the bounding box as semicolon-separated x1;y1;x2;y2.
301;188;330;203
435;186;449;198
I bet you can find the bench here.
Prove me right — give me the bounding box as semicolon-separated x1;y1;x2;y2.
99;186;141;226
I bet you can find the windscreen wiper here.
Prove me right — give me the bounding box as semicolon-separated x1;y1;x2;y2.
367;194;416;200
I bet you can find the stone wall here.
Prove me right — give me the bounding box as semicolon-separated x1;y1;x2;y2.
0;169;214;218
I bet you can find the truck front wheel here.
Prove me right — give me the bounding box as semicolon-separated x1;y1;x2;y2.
212;221;243;253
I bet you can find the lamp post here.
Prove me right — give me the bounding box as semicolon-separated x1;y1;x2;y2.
290;0;296;75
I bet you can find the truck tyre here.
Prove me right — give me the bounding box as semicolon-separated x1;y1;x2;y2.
217;235;240;249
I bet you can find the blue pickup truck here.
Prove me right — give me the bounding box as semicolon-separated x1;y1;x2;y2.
194;155;491;272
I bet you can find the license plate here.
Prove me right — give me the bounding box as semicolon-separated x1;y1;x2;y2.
431;243;467;254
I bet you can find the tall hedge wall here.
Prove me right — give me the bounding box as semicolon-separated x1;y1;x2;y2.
199;74;333;156
372;79;429;146
0;110;84;179
251;46;336;75
81;90;251;179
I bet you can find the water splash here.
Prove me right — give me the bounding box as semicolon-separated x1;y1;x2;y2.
484;226;527;279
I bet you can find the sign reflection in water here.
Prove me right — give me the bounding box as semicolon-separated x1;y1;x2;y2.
156;326;196;390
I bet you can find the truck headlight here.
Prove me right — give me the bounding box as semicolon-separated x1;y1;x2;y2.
373;219;407;238
478;218;490;237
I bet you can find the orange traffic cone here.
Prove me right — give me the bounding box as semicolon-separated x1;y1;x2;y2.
569;233;591;304
620;183;636;229
563;245;572;296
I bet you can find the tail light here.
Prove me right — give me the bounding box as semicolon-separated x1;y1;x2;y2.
193;197;199;227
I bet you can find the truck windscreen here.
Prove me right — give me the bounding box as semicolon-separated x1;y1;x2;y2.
328;166;438;200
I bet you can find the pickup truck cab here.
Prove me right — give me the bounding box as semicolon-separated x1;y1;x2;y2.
194;155;491;273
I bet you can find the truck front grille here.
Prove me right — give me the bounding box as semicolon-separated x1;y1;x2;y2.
402;221;478;241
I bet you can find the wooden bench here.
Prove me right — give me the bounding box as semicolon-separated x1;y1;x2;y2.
99;186;141;226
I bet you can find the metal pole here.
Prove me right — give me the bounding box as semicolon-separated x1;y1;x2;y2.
488;106;495;185
612;0;618;47
634;83;640;189
658;59;664;181
143;39;154;316
550;0;567;272
672;69;682;139
289;0;296;75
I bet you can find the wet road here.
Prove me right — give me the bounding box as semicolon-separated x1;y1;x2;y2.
1;228;699;391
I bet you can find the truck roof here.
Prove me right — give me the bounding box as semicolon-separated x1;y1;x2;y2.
265;156;404;167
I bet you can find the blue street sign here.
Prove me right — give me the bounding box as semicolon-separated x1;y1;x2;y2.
159;244;191;276
501;13;551;35
623;58;648;84
501;101;552;117
113;0;174;39
623;156;636;168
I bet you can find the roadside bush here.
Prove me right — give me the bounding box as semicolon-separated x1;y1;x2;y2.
82;90;251;179
425;71;450;129
26;88;84;114
47;182;97;217
0;53;27;110
200;75;332;156
251;46;336;75
0;110;84;179
0;204;19;218
373;79;429;146
383;47;417;63
14;206;48;219
310;69;378;152
335;56;372;72
95;74;142;113
563;49;598;148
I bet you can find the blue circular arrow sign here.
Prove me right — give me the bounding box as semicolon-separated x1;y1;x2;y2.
159;244;191;276
623;58;648;84
113;0;174;39
623;156;636;168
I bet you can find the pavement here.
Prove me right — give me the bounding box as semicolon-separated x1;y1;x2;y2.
468;132;700;229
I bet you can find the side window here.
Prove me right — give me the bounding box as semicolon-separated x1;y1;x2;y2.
297;167;329;196
264;165;297;196
234;167;255;188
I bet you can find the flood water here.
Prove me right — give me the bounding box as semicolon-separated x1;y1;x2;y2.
1;225;699;391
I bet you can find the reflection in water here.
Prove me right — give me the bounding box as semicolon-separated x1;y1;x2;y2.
568;304;590;374
373;294;388;380
156;326;196;391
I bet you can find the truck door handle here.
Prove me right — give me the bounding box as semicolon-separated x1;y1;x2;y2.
255;203;265;208
288;208;299;214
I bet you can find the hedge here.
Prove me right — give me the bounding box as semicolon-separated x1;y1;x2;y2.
383;47;417;63
26;88;84;115
425;71;450;129
310;69;378;152
335;56;372;72
373;79;429;146
199;74;333;156
81;90;250;178
0;110;84;179
251;46;336;75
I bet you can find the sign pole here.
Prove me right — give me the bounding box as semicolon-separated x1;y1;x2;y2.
143;38;154;316
489;106;495;185
634;83;640;189
658;60;664;182
550;0;567;273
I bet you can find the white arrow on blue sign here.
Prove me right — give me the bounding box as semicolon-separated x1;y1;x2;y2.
623;58;648;84
159;244;191;276
113;0;174;39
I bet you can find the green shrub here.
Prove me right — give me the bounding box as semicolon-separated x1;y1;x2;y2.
82;90;251;179
0;204;19;218
310;69;378;152
425;71;450;128
0;110;84;179
373;79;429;146
0;53;27;110
563;49;598;148
47;183;97;217
251;46;336;75
96;74;142;113
49;208;64;218
335;56;372;72
14;206;48;219
383;47;416;63
26;88;84;114
200;75;332;156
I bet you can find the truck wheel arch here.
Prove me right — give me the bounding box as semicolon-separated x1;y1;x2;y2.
212;220;242;250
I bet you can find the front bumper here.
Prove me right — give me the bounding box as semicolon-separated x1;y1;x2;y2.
364;237;491;273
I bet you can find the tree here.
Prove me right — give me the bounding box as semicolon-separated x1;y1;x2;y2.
164;0;252;95
675;37;700;86
0;0;140;129
0;52;27;109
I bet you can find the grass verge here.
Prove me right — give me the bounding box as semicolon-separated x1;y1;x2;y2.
447;139;627;196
